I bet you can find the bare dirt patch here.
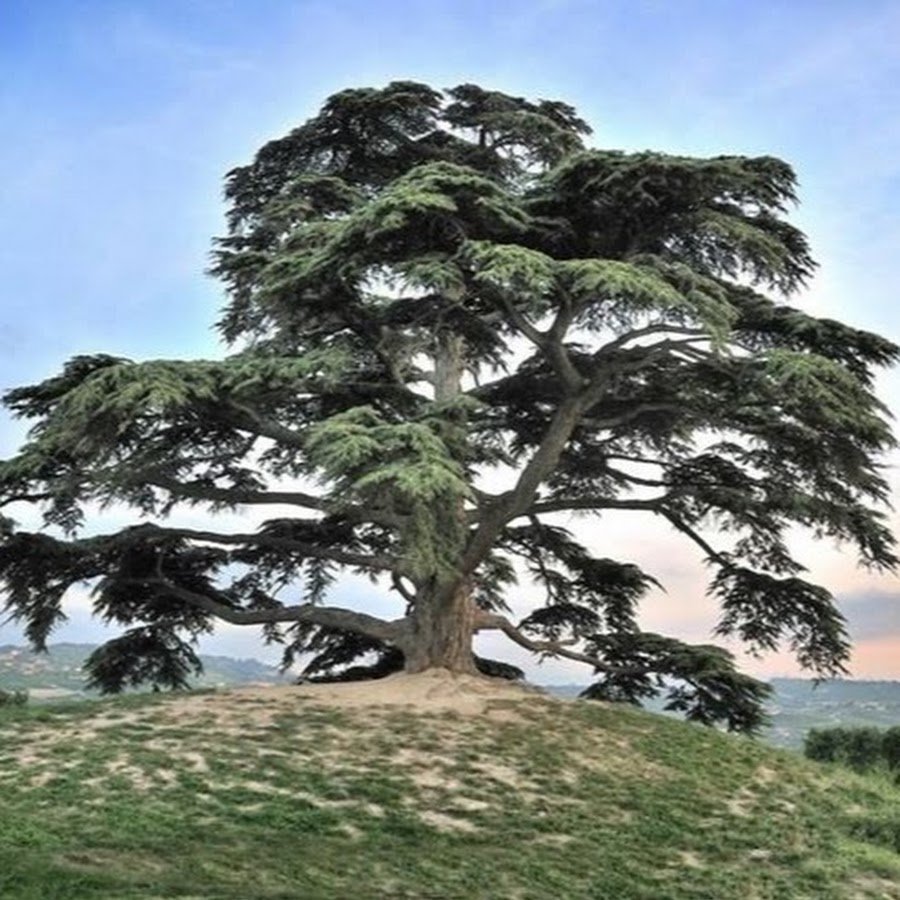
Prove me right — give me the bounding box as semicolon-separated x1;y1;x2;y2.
725;794;754;818
849;875;900;899
288;670;556;714
532;832;575;847
419;810;479;833
57;849;166;876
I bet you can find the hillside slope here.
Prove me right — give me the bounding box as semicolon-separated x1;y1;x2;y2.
0;672;898;899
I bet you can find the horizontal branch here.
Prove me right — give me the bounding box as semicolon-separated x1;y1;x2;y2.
602;454;666;467
525;496;669;516
213;403;308;448
475;611;648;675
143;473;405;528
0;492;52;508
588;338;713;382
604;466;668;488
147;475;326;510
136;524;398;572
594;323;710;357
598;324;711;354
579;403;684;433
137;575;403;642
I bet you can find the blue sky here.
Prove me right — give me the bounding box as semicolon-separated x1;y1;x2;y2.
1;0;899;679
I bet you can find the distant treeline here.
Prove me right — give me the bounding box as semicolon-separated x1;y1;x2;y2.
804;726;900;777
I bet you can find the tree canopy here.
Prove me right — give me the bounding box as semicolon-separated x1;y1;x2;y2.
1;81;896;733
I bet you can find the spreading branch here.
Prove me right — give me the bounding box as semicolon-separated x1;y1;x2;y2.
129;524;398;572
147;475;327;510
661;511;726;564
525;496;670;517
134;575;403;642
475;611;645;674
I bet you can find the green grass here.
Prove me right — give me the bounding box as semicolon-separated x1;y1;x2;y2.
0;687;898;899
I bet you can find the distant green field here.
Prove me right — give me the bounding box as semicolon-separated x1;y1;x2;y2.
0;685;898;898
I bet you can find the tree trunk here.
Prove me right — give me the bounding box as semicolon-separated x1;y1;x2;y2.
400;329;477;674
403;579;478;674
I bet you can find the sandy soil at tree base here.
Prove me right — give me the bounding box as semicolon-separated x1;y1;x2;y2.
223;669;558;715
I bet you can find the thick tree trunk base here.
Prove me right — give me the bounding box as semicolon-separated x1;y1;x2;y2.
403;651;479;676
402;580;479;675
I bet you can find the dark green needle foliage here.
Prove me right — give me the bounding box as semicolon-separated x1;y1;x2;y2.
1;82;896;733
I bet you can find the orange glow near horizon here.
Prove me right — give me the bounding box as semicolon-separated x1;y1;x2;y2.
731;637;900;681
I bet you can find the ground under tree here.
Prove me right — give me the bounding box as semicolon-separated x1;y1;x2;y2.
1;82;897;733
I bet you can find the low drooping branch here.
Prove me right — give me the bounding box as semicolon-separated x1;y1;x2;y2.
475;611;647;676
136;575;404;642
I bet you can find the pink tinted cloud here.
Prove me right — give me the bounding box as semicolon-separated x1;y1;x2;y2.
846;636;900;679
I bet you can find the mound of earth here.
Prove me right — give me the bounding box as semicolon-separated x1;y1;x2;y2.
128;669;557;727
291;669;553;712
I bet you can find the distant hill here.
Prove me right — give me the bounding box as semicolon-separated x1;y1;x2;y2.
0;643;285;698
545;678;900;749
766;677;900;748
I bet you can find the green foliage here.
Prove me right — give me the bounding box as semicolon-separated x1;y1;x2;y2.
83;628;204;694
582;632;771;734
305;405;471;579
0;81;896;733
805;725;900;779
0;688;27;707
711;567;851;674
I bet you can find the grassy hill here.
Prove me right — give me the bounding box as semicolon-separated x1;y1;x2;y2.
0;674;898;899
7;644;899;754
